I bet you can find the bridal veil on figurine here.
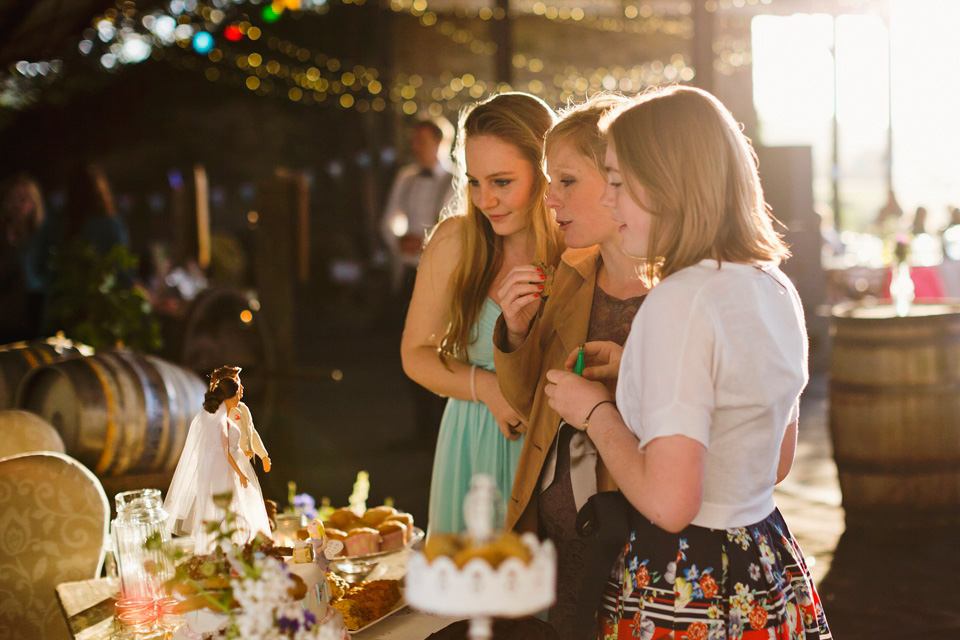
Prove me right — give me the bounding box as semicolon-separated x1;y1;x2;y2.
163;366;272;554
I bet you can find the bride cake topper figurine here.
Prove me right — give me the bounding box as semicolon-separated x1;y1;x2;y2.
163;366;273;554
212;365;272;472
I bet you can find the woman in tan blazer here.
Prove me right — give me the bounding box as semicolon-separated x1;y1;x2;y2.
492;95;650;638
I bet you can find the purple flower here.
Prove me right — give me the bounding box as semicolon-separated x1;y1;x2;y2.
303;611;317;629
293;493;317;520
277;616;301;633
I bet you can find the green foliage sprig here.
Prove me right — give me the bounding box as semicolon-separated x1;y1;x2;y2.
47;239;162;353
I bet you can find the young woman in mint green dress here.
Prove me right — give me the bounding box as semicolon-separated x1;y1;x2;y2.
401;93;564;534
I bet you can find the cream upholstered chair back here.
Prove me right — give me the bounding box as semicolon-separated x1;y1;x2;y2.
0;452;109;640
0;410;66;458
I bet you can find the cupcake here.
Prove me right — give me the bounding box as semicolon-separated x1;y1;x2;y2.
343;527;380;556
376;521;407;551
383;512;414;535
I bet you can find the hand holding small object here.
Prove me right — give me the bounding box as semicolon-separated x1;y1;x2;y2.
497;264;546;348
544;368;613;431
563;340;624;394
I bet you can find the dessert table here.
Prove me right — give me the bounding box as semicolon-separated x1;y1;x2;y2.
56;549;462;639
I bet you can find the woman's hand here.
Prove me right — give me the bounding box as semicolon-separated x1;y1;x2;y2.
544;368;613;428
497;264;545;350
563;341;624;394
476;368;524;440
239;473;249;488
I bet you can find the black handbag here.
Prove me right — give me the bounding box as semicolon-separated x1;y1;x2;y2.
570;490;644;638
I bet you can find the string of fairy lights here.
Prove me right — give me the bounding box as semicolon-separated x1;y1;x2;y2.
1;0;828;113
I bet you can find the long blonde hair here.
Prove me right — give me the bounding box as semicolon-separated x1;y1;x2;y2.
438;92;563;364
602;85;788;282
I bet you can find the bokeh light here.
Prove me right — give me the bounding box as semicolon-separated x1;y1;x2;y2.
224;25;243;42
192;31;214;54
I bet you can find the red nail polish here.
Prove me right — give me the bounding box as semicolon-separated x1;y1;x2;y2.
534;293;540;298
537;284;544;290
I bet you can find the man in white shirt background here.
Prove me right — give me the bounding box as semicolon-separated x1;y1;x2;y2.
380;118;454;317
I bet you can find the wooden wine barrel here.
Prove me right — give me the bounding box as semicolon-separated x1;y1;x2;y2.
829;302;960;522
0;337;92;410
16;351;206;476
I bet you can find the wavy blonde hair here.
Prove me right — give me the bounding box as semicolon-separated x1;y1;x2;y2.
438;92;563;364
602;85;788;282
546;93;629;176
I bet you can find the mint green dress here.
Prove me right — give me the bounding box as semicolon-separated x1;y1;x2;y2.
427;298;525;534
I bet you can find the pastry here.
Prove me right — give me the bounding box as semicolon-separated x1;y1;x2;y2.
426;531;532;569
343;527;380;556
532;259;556;297
376;521;407;551
423;533;464;562
327;507;362;531
383;512;414;534
361;505;397;527
331;598;363;631
341;579;402;621
327;573;349;601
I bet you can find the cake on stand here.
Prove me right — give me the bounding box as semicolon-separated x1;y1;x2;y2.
405;474;556;640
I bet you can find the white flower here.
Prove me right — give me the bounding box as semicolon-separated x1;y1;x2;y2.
665;561;677;585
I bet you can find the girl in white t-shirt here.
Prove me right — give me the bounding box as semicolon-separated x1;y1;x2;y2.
544;86;832;640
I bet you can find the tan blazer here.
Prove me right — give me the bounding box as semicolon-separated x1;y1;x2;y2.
493;247;617;533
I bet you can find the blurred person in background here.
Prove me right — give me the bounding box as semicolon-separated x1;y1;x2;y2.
380;117;455;314
60;162;128;256
0;173;48;342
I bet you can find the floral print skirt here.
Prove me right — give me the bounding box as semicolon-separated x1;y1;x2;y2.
598;508;831;640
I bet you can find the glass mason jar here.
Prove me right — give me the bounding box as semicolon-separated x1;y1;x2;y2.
113;489;172;601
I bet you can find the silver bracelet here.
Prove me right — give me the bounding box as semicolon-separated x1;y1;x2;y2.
470;364;478;402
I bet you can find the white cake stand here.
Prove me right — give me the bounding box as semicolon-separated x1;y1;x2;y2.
404;475;556;640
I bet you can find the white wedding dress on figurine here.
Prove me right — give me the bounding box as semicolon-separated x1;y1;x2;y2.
163;404;271;554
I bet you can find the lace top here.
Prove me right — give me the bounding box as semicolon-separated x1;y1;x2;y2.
586;284;645;345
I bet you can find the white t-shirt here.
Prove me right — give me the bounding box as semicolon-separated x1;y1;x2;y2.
380;163;454;267
616;259;808;529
